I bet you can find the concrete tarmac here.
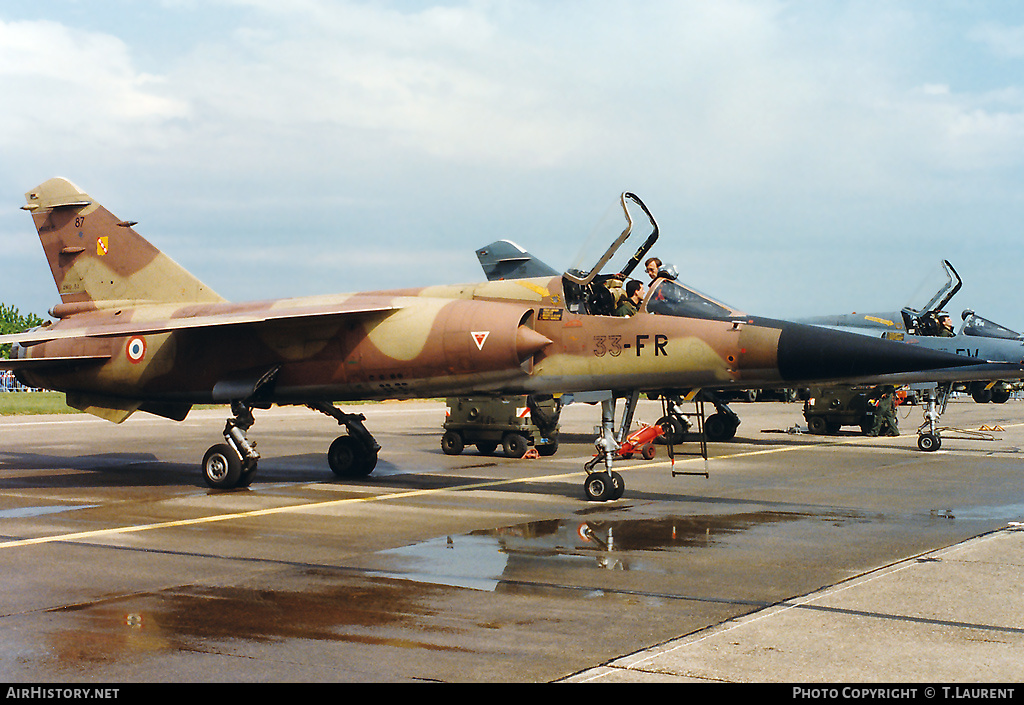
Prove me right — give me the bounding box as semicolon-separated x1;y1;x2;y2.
566;526;1024;682
1;396;1023;683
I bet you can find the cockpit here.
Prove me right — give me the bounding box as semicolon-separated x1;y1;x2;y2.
960;310;1023;341
896;261;1022;341
899;260;963;336
561;192;740;321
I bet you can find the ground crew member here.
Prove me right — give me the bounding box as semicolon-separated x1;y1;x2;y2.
645;257;663;281
616;280;644;316
867;386;899;437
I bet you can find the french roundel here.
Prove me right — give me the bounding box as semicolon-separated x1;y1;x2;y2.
126;337;146;364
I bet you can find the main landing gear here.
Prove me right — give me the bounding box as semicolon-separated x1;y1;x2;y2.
202;401;261;489
200;400;382;489
309;401;381;478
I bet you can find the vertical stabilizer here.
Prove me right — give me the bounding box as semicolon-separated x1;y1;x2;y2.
23;178;224;306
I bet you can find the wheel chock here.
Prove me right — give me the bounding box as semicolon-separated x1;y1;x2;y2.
522;448;540;459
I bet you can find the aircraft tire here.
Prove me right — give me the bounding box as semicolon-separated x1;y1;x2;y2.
203;443;242;489
705;413;737;441
584;473;614;502
610;471;625;500
476;441;498;455
237;464;258;488
656;415;685;445
441;430;464;455
503;433;528;458
917;433;941;452
328;435;378;477
537;438;558;456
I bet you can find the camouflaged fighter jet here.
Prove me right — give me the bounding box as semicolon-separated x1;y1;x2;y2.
2;180;1020;500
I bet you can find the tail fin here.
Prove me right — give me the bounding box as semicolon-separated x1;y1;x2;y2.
23;178;224;308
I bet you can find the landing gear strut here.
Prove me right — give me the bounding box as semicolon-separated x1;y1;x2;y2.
917;384;950;452
582;392;636;501
202;401;260;489
701;391;740;441
200;397;384;489
309;402;381;477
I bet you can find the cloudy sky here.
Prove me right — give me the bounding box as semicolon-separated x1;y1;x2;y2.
2;1;1023;328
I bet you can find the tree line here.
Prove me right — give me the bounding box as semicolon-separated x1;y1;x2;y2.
0;303;44;359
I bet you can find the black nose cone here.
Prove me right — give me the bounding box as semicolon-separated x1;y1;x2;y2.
777;322;988;382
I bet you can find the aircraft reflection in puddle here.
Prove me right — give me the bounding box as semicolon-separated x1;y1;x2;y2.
373;508;842;592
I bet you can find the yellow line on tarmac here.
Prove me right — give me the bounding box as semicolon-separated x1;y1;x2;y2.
0;470;580;551
4;422;1018;551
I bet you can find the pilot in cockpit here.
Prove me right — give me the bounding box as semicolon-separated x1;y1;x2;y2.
937;313;955;337
615;280;644;317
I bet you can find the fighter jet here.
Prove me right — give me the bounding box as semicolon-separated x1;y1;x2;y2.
2;180;1018;500
795;260;1024;450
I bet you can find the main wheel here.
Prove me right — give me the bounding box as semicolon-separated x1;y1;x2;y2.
656;415;686;445
705;413;737;441
503;432;528;459
584;473;614;502
441;430;464;455
237;462;258;488
536;437;559;456
203;443;242;489
328;435;378;477
918;433;941;452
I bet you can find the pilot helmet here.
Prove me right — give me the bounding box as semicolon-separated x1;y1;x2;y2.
657;264;679;281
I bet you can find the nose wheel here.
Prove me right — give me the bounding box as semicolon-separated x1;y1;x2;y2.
583;470;624;502
582;394;638;501
916;384;950;453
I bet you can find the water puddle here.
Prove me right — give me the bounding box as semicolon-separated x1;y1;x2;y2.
370;507;849;591
0;504;98;519
934;503;1024;522
41;574;467;671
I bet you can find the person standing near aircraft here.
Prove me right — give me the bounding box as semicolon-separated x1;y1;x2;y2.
867;386;900;437
645;257;663;281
